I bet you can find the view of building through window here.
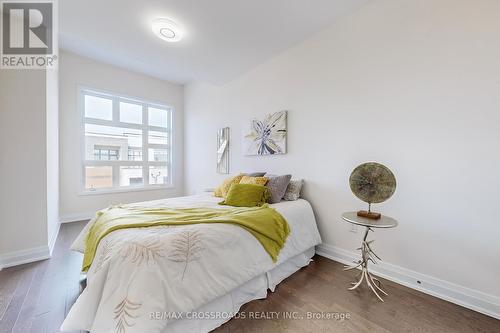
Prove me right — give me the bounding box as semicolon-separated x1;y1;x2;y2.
82;89;171;191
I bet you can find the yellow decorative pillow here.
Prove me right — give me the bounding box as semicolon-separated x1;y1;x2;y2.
214;174;245;198
239;176;269;186
219;184;270;207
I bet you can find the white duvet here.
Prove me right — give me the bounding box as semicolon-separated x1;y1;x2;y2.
61;194;321;333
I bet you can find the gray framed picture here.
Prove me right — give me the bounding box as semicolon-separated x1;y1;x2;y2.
217;127;229;173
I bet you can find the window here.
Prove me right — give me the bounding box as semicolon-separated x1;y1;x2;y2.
94;146;120;160
81;88;172;192
127;148;142;161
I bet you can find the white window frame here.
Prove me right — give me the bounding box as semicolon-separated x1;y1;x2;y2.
78;86;174;195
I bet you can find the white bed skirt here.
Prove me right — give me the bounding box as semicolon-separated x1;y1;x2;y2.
164;247;315;333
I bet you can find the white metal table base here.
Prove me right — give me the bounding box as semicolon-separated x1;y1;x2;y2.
343;227;388;302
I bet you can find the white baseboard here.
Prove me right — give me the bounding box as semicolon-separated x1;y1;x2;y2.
59;212;94;223
0;245;51;270
48;221;61;255
316;243;500;320
0;221;60;270
0;213;89;270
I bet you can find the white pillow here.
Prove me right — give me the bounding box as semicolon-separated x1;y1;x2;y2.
70;218;95;253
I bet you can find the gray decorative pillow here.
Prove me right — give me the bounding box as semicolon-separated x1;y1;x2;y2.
283;179;303;201
265;174;292;204
245;172;266;177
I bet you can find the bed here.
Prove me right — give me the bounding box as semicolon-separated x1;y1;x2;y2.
61;193;322;333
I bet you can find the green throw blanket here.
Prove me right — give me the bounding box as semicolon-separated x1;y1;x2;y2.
83;204;290;271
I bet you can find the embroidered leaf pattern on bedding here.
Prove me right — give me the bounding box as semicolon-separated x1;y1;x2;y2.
120;236;165;266
152;226;173;235
93;240;114;273
167;230;204;281
114;296;142;333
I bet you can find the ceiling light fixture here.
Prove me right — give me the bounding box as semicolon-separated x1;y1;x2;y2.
152;18;183;42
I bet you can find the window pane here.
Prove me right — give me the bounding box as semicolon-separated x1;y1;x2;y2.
148;148;168;162
93;145;120;160
149;166;168;185
120;166;143;186
128;148;142;161
120;102;143;124
149;107;168;128
85;95;113;120
85;124;142;161
85;166;113;190
148;130;168;145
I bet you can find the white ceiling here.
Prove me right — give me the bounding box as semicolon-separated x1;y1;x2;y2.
60;0;369;84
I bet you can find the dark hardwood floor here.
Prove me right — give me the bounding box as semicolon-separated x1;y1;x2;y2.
1;221;499;333
0;222;85;333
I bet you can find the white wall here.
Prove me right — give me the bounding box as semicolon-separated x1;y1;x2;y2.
185;0;500;306
59;51;184;219
46;2;60;253
46;67;60;252
0;5;59;266
0;70;50;263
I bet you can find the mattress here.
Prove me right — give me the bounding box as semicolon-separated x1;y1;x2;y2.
63;194;322;333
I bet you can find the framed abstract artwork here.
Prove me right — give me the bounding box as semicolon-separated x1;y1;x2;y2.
244;111;287;156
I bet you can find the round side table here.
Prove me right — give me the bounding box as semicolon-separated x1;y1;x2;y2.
341;211;398;302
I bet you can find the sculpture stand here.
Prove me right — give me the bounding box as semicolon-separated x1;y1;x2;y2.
343;227;387;302
357;202;381;220
356;210;381;219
